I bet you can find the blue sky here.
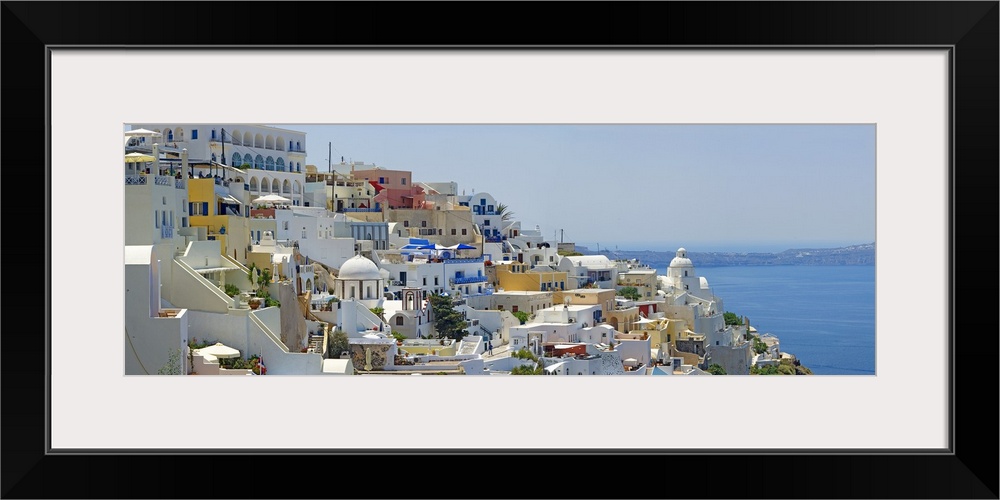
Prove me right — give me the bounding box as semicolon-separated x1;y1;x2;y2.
278;124;875;253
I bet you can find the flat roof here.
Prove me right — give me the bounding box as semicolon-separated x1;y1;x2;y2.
492;290;551;296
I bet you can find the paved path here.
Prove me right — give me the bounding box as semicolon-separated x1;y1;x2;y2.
480;343;512;360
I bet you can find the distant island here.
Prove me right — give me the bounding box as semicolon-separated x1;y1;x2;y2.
576;243;875;267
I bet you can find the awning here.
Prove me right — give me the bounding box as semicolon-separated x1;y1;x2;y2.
217;194;242;205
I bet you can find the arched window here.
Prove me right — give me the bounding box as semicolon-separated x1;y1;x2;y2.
265;135;274;149
165;128;174;141
396;316;404;326
260;178;270;192
255;133;264;148
276;157;285;172
272;179;280;193
283;179;291;194
231;153;241;168
243;131;253;146
249;178;258;191
296;162;301;172
265;156;275;171
295;141;301;151
276;136;285;151
255;155;264;170
293;181;301;194
230;130;241;145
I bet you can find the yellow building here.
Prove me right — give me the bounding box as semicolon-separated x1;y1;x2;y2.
187;178;251;261
494;261;568;293
552;289;616;321
616;267;659;300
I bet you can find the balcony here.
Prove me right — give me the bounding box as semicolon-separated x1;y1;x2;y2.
451;275;486;285
161;225;174;239
343;208;381;213
125;175;147;186
153;175;172;186
175;179;185;189
444;256;483;264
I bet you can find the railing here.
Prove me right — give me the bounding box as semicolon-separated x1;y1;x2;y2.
154;175;172;186
175;179;185;189
444;257;483;264
485;236;505;243
161;225;174;239
479;324;493;339
125;175;147;185
343;208;381;213
452;275;486;285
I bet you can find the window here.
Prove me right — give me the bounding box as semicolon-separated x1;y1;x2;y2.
181;217;188;228
283;221;289;230
488;205;494;212
191;129;198;140
684;271;688;276
462;228;467;235
512;306;518;313
423;277;427;286
396;317;404;326
434;277;439;285
379;177;385;184
201;202;209;216
182;200;187;213
404;221;409;227
451;229;456;235
421;221;427;227
484;219;490;226
401;178;407;185
154;211;160;228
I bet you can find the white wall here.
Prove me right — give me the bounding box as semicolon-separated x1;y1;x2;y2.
297;237;357;272
124;253;189;375
615;337;651;366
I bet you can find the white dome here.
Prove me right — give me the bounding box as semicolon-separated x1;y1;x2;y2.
338;255;382;280
669;248;692;268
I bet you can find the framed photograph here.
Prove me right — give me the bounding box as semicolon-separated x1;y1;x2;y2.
5;1;996;498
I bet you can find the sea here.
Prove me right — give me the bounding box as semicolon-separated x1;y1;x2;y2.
655;265;876;375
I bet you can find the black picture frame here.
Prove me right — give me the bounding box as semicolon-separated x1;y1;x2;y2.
3;1;996;498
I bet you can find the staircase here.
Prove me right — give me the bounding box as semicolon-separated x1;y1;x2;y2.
478;324;493;340
307;334;325;355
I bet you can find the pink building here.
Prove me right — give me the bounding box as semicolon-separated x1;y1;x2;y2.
352;166;426;209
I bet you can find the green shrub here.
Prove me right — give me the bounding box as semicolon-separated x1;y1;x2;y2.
223;283;241;297
707;364;727;375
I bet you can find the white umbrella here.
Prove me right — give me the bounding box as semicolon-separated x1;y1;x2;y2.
124;128;162;137
195;342;241;359
254;194;291;204
124;129;163;149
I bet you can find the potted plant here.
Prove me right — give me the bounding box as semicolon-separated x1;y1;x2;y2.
249;298;262;310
